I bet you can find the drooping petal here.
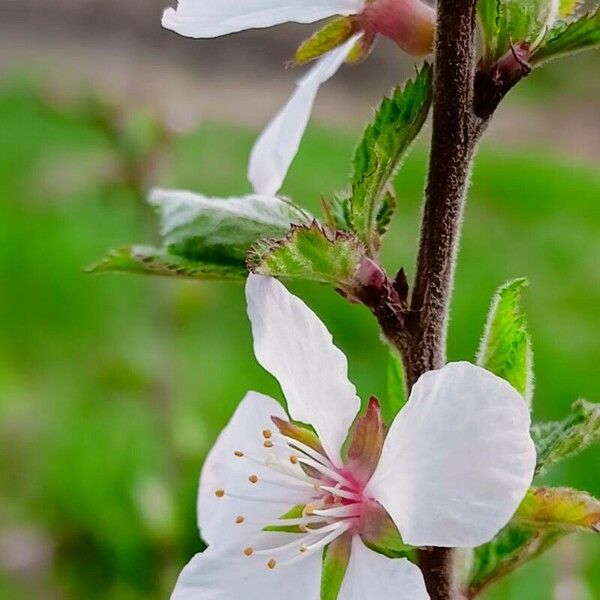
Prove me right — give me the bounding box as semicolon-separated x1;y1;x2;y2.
338;536;429;599
163;0;365;39
246;274;360;466
198;391;310;546
367;362;536;548
172;542;322;600
248;34;362;196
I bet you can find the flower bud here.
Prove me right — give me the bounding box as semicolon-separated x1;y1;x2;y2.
360;0;436;57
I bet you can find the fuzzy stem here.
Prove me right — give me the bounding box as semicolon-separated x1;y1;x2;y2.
408;0;479;598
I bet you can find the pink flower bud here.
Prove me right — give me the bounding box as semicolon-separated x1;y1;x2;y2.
360;0;436;57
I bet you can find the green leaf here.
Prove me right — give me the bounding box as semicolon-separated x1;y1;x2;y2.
295;17;358;65
385;351;407;425
321;533;352;600
532;399;600;475
533;6;600;64
87;246;246;280
349;64;432;252
467;524;563;597
559;0;584;17
150;189;310;265
478;0;560;63
476;278;533;403
248;222;366;289
515;487;600;532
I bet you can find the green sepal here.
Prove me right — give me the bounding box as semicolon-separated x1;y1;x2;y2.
321;533;353;600
532;6;600;64
515;487;600;533
349;63;432;253
295;17;359;65
264;504;310;534
478;0;560;64
532;399;600;475
87;245;246;280
384;351;407;425
248;222;366;289
360;503;412;559
477;278;533;404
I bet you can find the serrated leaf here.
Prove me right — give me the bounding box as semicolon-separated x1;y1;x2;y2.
87;246;246;280
321;533;352;600
295;17;359;65
150;189;310;264
533;6;600;64
479;0;560;63
385;351;407;425
248;222;366;289
515;487;600;532
467;524;563;597
349;64;432;252
477;278;533;404
375;190;397;236
532;399;600;475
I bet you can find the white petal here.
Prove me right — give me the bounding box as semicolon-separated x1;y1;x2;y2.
339;537;429;599
248;34;362;196
172;543;322;600
163;0;364;38
246;275;360;466
198;391;310;546
367;362;536;548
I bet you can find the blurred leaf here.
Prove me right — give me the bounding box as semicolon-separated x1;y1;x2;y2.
479;0;560;63
348;64;432;252
476;278;533;403
559;0;584;17
321;533;352;600
532;399;600;475
533;6;600;64
248;222;366;289
467;524;563;597
516;487;600;532
295;17;358;65
150;189;310;264
385;352;407;424
88;246;246;280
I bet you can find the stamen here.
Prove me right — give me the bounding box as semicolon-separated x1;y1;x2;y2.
262;429;273;440
267;559;277;569
234;451;244;458
272;435;335;469
290;455;299;465
215;489;225;498
296;456;352;487
321;485;362;502
235;516;245;524
248;474;259;484
312;504;362;519
243;547;254;556
264;440;274;448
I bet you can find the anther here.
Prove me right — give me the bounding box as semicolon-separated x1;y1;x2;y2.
305;503;315;515
244;547;254;557
215;489;225;498
299;545;308;553
248;474;258;484
267;559;277;569
235;516;245;524
264;440;274;448
262;429;273;439
290;455;299;465
234;451;244;457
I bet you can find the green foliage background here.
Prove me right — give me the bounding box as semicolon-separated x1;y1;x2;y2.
0;81;598;599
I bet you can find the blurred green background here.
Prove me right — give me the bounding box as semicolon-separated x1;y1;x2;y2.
0;2;599;599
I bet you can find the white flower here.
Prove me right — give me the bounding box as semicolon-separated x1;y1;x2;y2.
172;275;536;599
161;0;437;196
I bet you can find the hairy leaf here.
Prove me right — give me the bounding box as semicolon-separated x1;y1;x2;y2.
477;278;533;403
533;6;600;64
248;222;366;288
321;533;352;600
532;399;600;475
516;487;600;532
349;64;432;252
479;0;560;63
87;246;246;280
295;17;359;65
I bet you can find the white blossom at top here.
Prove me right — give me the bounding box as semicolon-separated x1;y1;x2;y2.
171;275;536;599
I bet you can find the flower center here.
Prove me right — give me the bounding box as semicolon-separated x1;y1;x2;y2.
215;426;370;570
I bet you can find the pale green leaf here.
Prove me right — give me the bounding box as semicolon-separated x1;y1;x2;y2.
515;487;600;532
477;278;533;403
533;6;600;64
87;246;246;280
295;17;358;65
349;64;432;252
248;222;366;289
532;399;600;475
321;534;352;600
385;351;407;425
